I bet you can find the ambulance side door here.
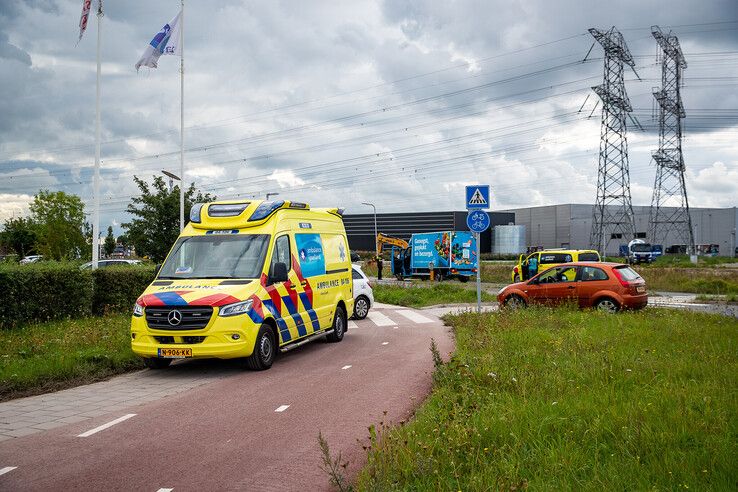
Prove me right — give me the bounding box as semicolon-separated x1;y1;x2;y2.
268;233;304;343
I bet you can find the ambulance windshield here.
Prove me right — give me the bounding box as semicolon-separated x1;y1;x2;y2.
158;234;270;279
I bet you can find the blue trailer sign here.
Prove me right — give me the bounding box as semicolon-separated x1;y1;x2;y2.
390;231;477;280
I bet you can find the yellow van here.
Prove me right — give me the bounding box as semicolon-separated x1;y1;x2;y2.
511;249;601;282
131;199;354;370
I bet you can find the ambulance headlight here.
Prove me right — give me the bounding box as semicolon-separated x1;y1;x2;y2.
219;299;253;317
190;203;204;223
133;303;144;317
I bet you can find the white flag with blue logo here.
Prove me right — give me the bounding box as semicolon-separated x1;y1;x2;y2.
135;11;181;71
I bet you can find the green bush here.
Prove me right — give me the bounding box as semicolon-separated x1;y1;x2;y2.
92;266;156;315
0;263;156;328
0;262;93;328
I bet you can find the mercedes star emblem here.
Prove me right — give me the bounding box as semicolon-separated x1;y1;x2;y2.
168;309;182;326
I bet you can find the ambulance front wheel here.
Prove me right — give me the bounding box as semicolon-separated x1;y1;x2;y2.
326;306;347;343
245;324;276;370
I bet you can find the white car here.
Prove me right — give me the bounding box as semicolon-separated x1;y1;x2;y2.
19;255;43;264
80;259;142;269
351;264;374;319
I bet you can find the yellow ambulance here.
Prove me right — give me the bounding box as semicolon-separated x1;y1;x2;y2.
130;199;354;370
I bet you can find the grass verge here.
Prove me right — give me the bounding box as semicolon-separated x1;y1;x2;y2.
636;267;738;295
0;314;143;401
357;307;738;490
695;293;738;303
373;283;495;308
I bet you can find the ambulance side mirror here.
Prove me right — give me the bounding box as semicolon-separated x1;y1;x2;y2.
270;262;289;284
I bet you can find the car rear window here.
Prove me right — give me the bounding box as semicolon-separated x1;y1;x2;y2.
352;269;364;280
578;252;600;262
540;253;573;264
614;266;641;281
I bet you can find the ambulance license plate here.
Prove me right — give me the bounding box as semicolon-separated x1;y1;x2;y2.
158;348;192;358
636;286;645;293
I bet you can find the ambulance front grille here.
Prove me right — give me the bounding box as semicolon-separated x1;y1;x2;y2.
145;306;213;330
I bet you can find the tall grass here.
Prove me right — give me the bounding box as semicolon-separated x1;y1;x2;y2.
373;284;495;308
0;314;142;400
357;308;738;490
636;267;738;294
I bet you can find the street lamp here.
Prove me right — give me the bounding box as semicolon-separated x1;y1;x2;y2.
161;170;181;193
266;192;280;200
362;202;377;254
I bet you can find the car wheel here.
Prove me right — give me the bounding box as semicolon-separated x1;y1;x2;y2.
326;306;347;343
513;274;521;282
143;357;172;369
504;295;527;310
595;297;620;313
353;296;370;320
245;324;277;370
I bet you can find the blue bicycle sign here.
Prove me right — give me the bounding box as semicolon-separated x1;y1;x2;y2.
466;210;490;233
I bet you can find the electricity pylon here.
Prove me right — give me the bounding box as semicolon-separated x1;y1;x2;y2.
588;27;637;255
648;26;695;255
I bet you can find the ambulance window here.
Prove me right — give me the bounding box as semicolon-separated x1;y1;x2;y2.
271;235;291;272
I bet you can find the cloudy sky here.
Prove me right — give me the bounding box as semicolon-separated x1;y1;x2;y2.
1;0;737;234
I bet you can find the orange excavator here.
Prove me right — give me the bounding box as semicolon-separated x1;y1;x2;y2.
375;233;408;257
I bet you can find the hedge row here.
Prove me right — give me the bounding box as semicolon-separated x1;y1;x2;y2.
0;263;156;328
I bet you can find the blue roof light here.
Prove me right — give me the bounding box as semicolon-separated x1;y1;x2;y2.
249;200;285;221
189;203;204;223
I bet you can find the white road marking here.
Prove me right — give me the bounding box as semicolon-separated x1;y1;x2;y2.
395;309;434;324
0;467;17;476
382;342;389;345
393;326;398;329
341;365;352;370
275;405;290;413
348;320;358;329
77;414;136;437
156;488;174;492
368;311;395;327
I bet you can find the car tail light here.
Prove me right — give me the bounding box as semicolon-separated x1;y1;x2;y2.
451;268;457;273
611;268;630;287
472;268;477;273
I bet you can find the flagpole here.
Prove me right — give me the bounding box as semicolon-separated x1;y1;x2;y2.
92;2;103;268
179;0;185;232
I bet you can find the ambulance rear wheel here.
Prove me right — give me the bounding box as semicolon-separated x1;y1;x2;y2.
245;324;276;370
326;306;346;343
143;357;172;369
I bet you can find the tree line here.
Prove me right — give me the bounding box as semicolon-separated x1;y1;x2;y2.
0;176;214;263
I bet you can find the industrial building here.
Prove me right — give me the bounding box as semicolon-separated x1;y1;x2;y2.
502;204;738;257
342;210;514;253
343;205;737;257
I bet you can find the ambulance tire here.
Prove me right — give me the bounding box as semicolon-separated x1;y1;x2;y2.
458;276;469;283
245;324;277;370
326;306;347;343
143;357;172;369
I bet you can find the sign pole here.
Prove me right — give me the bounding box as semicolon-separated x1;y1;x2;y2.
476;232;481;313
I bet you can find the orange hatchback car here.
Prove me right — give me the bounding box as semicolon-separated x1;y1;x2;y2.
498;262;648;312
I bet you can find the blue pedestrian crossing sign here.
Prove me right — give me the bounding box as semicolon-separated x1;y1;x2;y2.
465;185;490;210
467;210;490;233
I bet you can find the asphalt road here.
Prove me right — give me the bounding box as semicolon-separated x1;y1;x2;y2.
0;305;453;491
